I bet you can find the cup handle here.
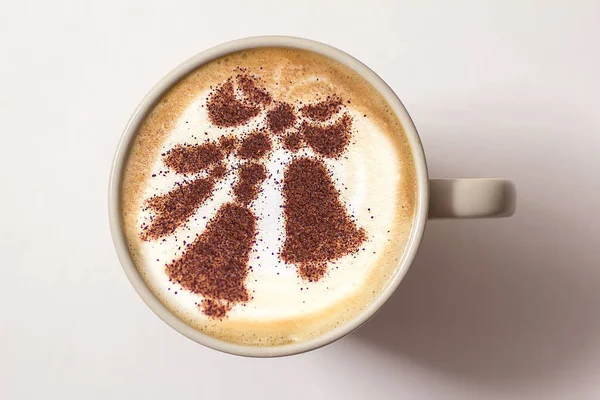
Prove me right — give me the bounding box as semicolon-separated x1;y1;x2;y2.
428;179;516;219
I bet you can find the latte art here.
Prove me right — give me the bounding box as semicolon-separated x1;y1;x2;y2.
121;48;416;346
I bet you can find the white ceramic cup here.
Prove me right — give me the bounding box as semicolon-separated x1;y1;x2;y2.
109;36;516;357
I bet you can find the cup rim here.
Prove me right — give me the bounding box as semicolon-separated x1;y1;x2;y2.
108;35;429;357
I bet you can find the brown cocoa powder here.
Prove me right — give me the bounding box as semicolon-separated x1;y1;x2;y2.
141;177;214;240
165;203;256;317
281;157;366;281
266;102;297;134
300;114;352;158
237;130;272;160
164;142;223;174
301;97;343;121
233;162;267;206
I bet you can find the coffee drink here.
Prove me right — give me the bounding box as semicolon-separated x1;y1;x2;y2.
120;47;417;346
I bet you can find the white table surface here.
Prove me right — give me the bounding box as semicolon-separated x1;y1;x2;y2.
2;1;599;399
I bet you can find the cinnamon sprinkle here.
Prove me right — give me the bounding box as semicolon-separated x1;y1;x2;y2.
164;143;223;174
282;132;304;152
301;97;343;121
237;131;272;160
233;162;267;206
237;74;272;106
267;102;296;134
141;177;214;240
281;157;366;281
207;80;261;127
300;114;352;158
201;299;231;319
142;71;368;313
210;163;227;179
218;135;238;154
165;203;256;317
297;263;327;282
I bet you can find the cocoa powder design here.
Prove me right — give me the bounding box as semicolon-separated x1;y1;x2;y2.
140;74;366;318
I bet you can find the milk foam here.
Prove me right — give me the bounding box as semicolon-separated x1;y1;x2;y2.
134;88;403;328
121;47;416;346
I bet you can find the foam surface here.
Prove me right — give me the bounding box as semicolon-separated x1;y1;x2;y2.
121;48;416;346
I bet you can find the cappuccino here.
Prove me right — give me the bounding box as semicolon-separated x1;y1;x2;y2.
120;47;416;346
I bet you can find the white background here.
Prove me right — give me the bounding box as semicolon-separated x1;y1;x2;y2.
1;1;599;399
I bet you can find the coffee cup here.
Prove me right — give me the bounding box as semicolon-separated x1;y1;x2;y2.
109;36;515;357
